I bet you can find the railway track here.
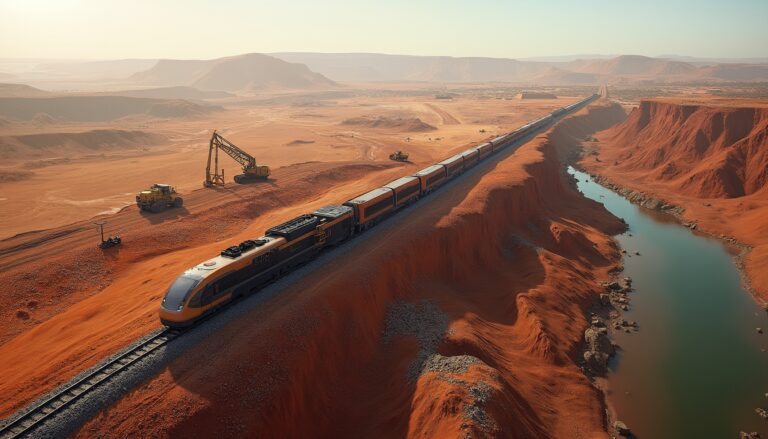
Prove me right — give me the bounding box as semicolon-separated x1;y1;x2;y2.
0;328;183;439
0;95;598;438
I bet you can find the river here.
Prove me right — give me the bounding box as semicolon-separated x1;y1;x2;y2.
569;166;768;438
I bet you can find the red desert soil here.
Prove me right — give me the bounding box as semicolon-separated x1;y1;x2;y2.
0;94;581;418
581;98;768;302
74;102;628;438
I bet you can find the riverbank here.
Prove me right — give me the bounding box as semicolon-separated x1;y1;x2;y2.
579;98;768;306
571;167;768;438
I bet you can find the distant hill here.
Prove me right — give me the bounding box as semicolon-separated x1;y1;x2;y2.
0;83;52;98
271;52;555;83
533;67;598;85
566;55;697;77
696;64;768;81
103;86;233;100
0;96;220;121
272;52;768;84
130;53;336;91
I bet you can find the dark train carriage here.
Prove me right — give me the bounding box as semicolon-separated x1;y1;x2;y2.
437;154;465;178
313;204;354;246
343;187;395;230
413;164;448;194
383;176;421;207
267;214;323;271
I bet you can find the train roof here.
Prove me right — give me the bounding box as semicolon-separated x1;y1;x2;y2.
414;164;445;177
437;154;463;166
461;148;478;157
491;135;508;143
383;175;419;190
313;204;352;219
345;187;392;204
184;236;285;280
267;214;319;240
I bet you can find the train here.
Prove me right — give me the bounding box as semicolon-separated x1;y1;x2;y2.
159;94;599;327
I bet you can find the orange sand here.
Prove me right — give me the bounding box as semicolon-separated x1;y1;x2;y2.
73;103;627;438
0;90;580;417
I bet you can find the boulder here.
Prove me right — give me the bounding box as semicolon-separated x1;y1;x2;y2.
613;420;631;436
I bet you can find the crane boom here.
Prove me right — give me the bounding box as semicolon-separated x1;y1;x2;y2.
205;131;270;187
210;132;256;170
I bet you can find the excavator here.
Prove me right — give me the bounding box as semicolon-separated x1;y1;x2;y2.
204;131;270;187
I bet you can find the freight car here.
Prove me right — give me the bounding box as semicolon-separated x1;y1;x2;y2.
159;94;599;327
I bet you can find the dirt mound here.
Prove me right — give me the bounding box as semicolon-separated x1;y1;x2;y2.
0;83;51;98
74;105;626;438
286;139;315;146
0;169;33;183
131;53;336;91
342;116;436;131
0;129;164;159
603;99;768;198
30;112;58;126
516;91;558;99
0;96;219;122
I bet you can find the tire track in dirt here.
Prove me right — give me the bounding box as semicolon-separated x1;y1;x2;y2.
425;103;460;125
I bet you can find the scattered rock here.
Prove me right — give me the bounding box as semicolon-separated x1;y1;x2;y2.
740;432;761;439
583;327;615;374
757;407;768;419
757;328;763;334
16;310;30;320
599;294;611;306
613;420;631;436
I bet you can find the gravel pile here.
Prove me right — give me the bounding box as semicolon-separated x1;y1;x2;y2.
382;300;450;382
464;381;496;431
422;354;481;375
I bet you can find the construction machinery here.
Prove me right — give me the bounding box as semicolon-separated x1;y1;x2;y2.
205;131;270;187
136;183;183;213
389;150;409;162
95;222;121;249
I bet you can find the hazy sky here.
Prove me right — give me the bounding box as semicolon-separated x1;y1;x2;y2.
1;0;766;60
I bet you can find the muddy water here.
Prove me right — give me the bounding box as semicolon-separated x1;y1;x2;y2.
569;167;768;438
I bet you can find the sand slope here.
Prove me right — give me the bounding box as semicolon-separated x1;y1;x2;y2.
0;129;163;159
73;103;628;438
0;96;219;121
583;98;768;301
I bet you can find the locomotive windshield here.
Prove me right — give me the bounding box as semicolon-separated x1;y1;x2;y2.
162;275;201;311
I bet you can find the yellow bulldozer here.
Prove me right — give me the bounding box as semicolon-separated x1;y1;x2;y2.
389;150;409;162
136;183;183;213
